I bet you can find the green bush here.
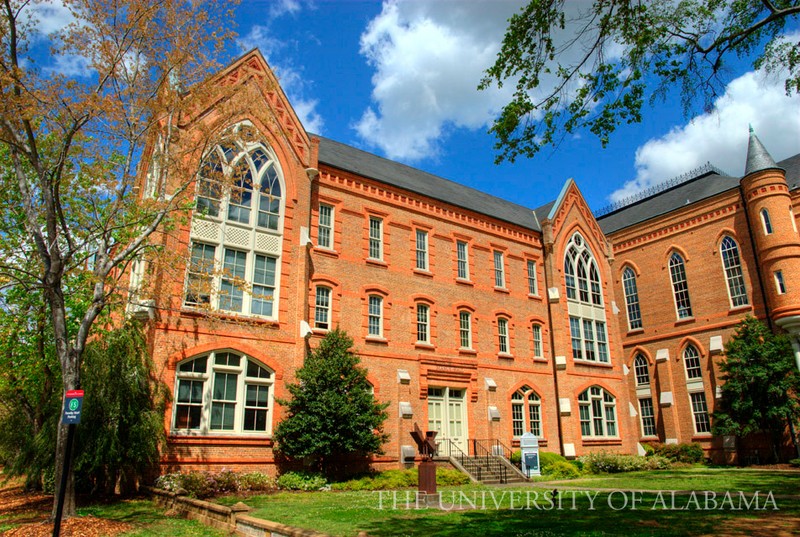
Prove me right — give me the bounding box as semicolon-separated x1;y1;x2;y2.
643;455;673;470
642;443;655;456
277;471;328;491
579;451;649;473
212;469;240;494
538;451;567;473
648;442;704;463
437;467;471;486
789;458;800;468
510;450;521;464
545;461;581;479
238;472;277;491
331;467;469;491
154;469;278;498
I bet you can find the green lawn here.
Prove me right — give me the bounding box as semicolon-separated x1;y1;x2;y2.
79;500;228;536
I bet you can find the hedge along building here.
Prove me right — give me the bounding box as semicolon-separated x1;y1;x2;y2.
135;50;800;473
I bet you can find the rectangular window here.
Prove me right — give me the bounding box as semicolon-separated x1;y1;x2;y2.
318;204;333;249
210;371;237;430
497;318;509;354
368;217;383;260
457;241;469;279
579;403;591;436
243;384;269;432
569;316;583;360
511;402;524;437
219;248;247;312
596;321;608;363
251;254;276;316
416;303;430;343
314;286;331;329
690;392;711;434
527;260;538;295
368;295;383;336
582;319;596;361
175;379;204;429
775;270;786;294
415;230;429;270
639;398;656;437
528;403;541;436
459;311;472;349
532;324;542;358
186;242;216;305
493;251;505;288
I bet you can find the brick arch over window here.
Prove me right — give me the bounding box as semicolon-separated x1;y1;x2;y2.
507;383;545;438
668;251;693;319
576;384;619;438
718;235;749;308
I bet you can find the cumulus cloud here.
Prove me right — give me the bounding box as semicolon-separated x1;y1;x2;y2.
610;69;800;203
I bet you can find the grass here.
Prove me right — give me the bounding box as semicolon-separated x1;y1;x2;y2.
79;500;229;536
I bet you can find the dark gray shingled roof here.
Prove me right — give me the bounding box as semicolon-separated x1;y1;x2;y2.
745;127;783;176
314;135;541;232
598;152;800;235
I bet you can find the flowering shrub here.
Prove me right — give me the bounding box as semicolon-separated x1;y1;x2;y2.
154;469;277;498
579;451;667;474
276;471;328;491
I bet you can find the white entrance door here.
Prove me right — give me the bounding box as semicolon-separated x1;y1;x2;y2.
427;387;468;454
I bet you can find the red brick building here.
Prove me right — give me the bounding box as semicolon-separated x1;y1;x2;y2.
136;51;800;473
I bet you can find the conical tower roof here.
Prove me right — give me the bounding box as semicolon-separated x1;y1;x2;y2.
744;126;784;176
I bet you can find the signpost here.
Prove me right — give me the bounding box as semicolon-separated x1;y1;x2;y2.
53;390;83;537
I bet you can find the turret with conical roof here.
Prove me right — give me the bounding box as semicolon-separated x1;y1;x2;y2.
740;128;800;335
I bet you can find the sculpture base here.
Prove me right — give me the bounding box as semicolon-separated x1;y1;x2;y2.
418;459;437;495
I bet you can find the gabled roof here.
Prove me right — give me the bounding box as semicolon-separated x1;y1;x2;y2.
314;135;541;231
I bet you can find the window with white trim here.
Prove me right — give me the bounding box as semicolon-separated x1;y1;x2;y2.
459;311;472;349
318;204;333;249
527;260;538;295
314;286;331;330
775;270;786;294
497;317;509;354
368;295;383;337
415;230;429;270
416;303;430;343
720;236;748;307
578;386;617;437
639;397;657;437
622;267;642;330
669;253;692;319
690;392;711;433
456;241;469;280
511;385;542;437
173;351;274;435
565;233;602;305
532;324;543;358
368;217;383;260
683;344;702;380
791;206;798;233
761;208;773;235
493;251;505;288
564;233;609;364
569;316;609;363
634;354;650;386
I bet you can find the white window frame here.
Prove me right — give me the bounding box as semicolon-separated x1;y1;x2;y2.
683;345;703;380
415;229;429;271
761;208;773;235
669;253;693;319
634;354;650;386
459;310;472;349
314;286;332;330
526;260;538;295
639;397;657;437
569;316;610;363
497;317;510;354
416;303;430;343
511;385;542;437
775;270;787;294
578;386;617;438
532;323;543;358
368;295;383;337
317;204;334;249
720;236;748;308
493;250;505;288
622;267;642;330
172;351;275;436
368;216;383;260
456;241;469;280
690;392;711;434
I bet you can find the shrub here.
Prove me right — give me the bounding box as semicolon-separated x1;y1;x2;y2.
642;443;655;456
789;458;800;468
538;451;567;473
213;469;240;494
277;471;328;491
331;467;469;491
238;472;277;492
177;471;217;499
643;455;673;470
579;452;648;474
546;461;581;479
437;467;470;486
510;450;521;464
649;442;704;463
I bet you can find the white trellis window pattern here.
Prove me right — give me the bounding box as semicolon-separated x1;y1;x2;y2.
415;230;429;270
173;351;274;435
456;241;469;280
578;386;617;437
459;311;472;349
622;267;642;330
564;233;602;305
368;217;383;260
416;303;430;343
532;324;543;358
720;236;748;307
564;233;609;364
494;251;505;288
497;317;510;354
527;260;538;295
639;398;657;437
186;125;284;318
314;286;332;330
317;204;333;249
511;385;542;437
669;253;693;319
634;354;650;386
683;345;702;380
690;392;711;433
368;295;383;336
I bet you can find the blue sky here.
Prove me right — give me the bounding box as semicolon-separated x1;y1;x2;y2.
232;0;800;213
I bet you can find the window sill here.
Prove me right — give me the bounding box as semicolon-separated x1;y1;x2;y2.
365;335;388;344
626;328;644;336
527;293;542;301
692;434;713;440
366;258;387;268
313;247;339;258
458;347;477;356
413;269;434;278
168;434;274;446
573;359;613;368
497;352;514;360
179;308;280;328
494;287;510;294
311;327;330;336
581;438;622;446
674;316;695;327
728;304;752;315
532;357;547;363
456;278;473;287
415;342;435;351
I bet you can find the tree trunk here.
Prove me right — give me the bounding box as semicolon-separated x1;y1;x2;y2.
51;348;80;519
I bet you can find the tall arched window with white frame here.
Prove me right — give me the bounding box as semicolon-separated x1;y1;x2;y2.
634;354;650;386
720;236;748;308
511;385;542;437
578;386;617;438
622;267;642;330
564;233;609;363
760;208;773;235
669;253;692;319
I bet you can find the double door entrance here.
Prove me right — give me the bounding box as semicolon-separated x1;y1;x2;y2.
427;387;468;454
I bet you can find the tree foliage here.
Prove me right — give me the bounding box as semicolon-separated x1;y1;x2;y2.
713;316;800;462
274;329;389;476
480;0;800;162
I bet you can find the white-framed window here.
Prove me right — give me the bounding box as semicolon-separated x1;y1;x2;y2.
683;344;702;380
172;351;274;435
532;324;543;358
639;398;657;437
497;317;510;354
526;260;538;295
416;303;430;343
622;267;642;330
791;206;798;233
669;253;693;319
720;236;748;307
415;230;429;270
457;241;469;280
634;354;650;386
564;233;602;305
187;128;284;319
368;216;383;260
578;386;617;438
761;208;773;235
368;295;383;336
565;233;609;364
493;251;505;288
511;385;542;437
569;316;609;363
314;286;332;330
690;392;711;434
318;204;333;249
775;270;787;294
459;310;472;349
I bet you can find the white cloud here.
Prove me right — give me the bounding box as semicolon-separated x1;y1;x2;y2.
29;0;75;36
355;0;525;161
610;69;800;203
